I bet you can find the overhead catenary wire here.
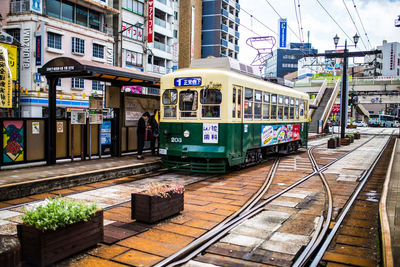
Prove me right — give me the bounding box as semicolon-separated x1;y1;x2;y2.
297;0;305;43
314;0;356;46
352;0;373;49
342;0;367;50
294;0;303;43
241;7;278;36
264;0;302;42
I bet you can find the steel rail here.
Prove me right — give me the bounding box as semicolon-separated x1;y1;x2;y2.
154;157;280;267
310;135;392;266
160;134;378;266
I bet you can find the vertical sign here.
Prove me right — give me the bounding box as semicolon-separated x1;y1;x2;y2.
0;43;17;81
0;46;13;108
35;21;45;66
147;0;154;43
30;0;43;14
279;18;287;48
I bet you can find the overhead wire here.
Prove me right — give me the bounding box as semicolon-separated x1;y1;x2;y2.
264;0;302;42
294;0;302;43
241;7;278;36
352;0;373;49
297;0;305;43
314;0;355;45
342;0;367;50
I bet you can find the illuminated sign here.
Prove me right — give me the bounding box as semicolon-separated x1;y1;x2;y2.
174;77;202;87
279;18;287;48
147;0;154;43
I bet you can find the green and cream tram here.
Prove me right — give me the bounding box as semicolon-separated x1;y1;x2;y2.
159;68;309;173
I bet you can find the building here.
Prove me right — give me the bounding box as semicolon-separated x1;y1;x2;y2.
2;0;118;117
179;0;240;69
264;43;317;78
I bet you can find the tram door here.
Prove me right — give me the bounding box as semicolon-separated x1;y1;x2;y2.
231;86;244;164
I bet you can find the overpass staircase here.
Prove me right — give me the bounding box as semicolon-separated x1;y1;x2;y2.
309;79;341;133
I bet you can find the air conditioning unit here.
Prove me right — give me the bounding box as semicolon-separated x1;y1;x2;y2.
0;31;13;44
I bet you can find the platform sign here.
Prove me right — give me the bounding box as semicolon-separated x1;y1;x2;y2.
203;123;218;144
174;77;202;87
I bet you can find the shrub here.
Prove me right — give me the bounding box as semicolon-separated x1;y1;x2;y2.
142;183;185;198
21;197;98;231
329;137;336;141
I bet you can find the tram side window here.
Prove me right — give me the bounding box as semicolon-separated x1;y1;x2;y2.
237;89;242;118
290;98;295;120
299;99;305;117
232;88;236;118
271;94;277;120
254;90;262;120
295;99;299;119
200;89;221;118
179;90;198;118
284;96;289;120
162;89;177;118
263;92;270;120
278;95;284;120
244;88;253;119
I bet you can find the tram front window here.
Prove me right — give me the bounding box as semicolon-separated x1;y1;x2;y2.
179;90;198;118
200;89;221;118
162;89;177;118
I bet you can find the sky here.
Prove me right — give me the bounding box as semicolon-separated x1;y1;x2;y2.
238;0;400;66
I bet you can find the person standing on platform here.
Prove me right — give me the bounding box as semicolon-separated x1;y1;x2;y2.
149;109;159;155
137;112;150;160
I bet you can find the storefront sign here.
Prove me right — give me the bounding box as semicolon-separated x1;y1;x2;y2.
147;0;154;43
22;29;31;69
0;46;13;108
203;123;218;144
35;22;44;66
30;0;43;14
0;43;17;81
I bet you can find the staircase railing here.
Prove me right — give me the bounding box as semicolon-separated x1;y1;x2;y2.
308;78;327;118
321;78;341;129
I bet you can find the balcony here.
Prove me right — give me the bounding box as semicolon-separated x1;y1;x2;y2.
154;41;171;53
10;0;30;13
221;39;228;47
221;24;228;32
235;17;240;24
235;31;240;38
155;17;166;28
221;9;229;17
157;0;166;4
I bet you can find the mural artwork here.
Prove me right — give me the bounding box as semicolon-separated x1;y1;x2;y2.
3;120;24;163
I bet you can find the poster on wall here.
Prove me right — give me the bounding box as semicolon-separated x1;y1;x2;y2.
71;110;87;125
101;121;111;145
57;121;64;133
203;123;218;144
3;121;24;163
32;122;40;134
89;110;103;124
0;46;13;108
261;124;301;147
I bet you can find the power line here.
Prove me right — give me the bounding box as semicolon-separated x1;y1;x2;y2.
294;0;304;43
342;0;367;50
352;0;373;49
264;0;302;42
314;0;355;45
241;7;278;36
297;0;305;43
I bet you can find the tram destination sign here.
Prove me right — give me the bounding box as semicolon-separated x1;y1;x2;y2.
174;77;202;87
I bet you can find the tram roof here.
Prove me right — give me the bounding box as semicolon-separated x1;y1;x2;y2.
39;57;161;88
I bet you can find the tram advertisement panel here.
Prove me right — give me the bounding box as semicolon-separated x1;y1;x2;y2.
261;124;300;146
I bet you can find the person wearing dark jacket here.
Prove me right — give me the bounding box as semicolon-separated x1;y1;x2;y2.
137;112;150;160
149;109;159;155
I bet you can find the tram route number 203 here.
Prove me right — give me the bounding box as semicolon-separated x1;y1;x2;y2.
171;137;182;143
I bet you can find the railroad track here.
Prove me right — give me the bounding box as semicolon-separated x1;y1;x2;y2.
153;134;389;266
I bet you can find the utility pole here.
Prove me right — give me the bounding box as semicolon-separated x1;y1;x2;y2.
303;34;381;138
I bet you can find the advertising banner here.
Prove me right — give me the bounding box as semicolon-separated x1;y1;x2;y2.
261;124;301;147
279;18;287;48
0;46;13;108
147;0;154;43
203;123;218;144
100;121;111;145
0;43;17;81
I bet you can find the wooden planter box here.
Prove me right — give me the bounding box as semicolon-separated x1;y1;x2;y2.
131;191;184;224
349;136;354;143
0;236;20;267
327;139;336;149
341;138;350;146
18;210;103;267
336;138;341;147
354;133;361;139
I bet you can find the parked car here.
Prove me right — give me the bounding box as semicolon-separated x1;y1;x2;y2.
356;121;367;127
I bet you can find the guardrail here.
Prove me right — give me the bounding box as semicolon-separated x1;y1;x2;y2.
308;79;327;118
295;77;400;87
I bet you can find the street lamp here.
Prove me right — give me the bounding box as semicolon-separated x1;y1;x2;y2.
332;33;360;138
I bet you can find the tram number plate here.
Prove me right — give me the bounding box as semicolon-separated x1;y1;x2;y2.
171;137;182;143
159;148;167;155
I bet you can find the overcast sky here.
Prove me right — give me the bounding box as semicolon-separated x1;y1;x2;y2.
238;0;400;65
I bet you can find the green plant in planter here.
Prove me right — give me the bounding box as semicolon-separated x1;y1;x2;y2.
21;197;98;231
143;182;185;198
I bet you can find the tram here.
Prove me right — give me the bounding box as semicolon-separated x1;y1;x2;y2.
159;68;309;173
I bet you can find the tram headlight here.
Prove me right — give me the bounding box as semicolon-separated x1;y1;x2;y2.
183;130;190;138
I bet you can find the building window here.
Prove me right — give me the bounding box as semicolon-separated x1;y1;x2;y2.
6;29;20;43
174;11;178;20
92;81;104;91
89;10;100;30
62;1;74;22
122;0;144;15
173;30;178;38
124;49;143;68
72;37;85;54
47;32;62;50
93;43;104;59
71;78;84;89
47;0;61;18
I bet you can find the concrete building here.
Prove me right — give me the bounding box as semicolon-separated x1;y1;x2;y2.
179;0;240;69
264;43;317;78
2;0;118;117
